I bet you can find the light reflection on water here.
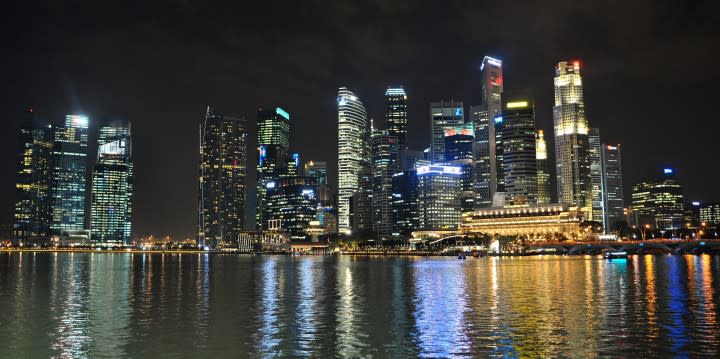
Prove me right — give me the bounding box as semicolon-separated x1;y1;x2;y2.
0;253;719;357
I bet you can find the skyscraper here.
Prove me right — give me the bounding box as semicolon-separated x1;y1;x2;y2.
470;105;492;207
553;61;592;213
535;130;551;204
588;128;603;223
199;107;248;247
371;129;399;239
256;106;291;229
13;109;53;242
500;100;538;205
600;144;624;232
385;86;408;151
264;176;317;240
430;100;464;163
338;87;370;234
444;124;475;211
479;56;504;202
90;120;133;245
391;169;419;237
304;160;328;185
417;165;462;230
51;115;89;231
631;169;684;230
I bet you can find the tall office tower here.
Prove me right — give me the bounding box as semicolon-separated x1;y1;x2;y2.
588;128;603;223
391;169;419;237
351;168;373;235
470;106;492;207
430;101;464;163
480;56;504;199
500;100;538;205
600;144;624;232
385;86;408;151
198;107;248;247
417;165;462;230
338;87;370;234
13;109;53;242
553;61;592;214
631;169;684;230
264;176;317;240
444;124;475;211
493;113;505;194
371;129;399;238
90;120;133;245
535;130;551;204
304;160;328;185
50;115;89;231
256;106;291;230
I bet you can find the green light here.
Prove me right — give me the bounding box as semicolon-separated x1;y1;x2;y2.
276;107;290;120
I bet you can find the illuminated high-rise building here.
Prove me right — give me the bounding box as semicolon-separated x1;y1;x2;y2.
371;129;399;238
256;106;291;229
430;100;464;163
477;56;504;201
304;160;328;185
337;87;370;234
553;61;592;213
535;130;551;204
90;120;133;245
499;100;538;205
264;176;317;240
198;107;248;247
13;109;53;242
391;169;419;237
470;105;492;207
631;169;684;230
351;168;373;235
385;86;408;151
417;165;462;230
588;128;603;223
700;203;720;228
444;124;475;211
600;144;624;232
50;115;89;231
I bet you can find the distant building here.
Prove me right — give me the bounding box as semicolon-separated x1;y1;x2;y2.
198;107;248;247
600;144;624;232
479;56;504;205
553;61;592;213
499;100;538;205
371;129;399;239
51;115;89;232
460;204;585;240
444;124;475;212
588;128;603;223
430;100;464;163
90;120;133;245
13;109;53;242
470;105;492;208
631;169;684;230
417;165;461;230
535;130;551;204
700;203;720;228
264;177;318;240
385;86;408;152
256;106;291;230
351;168;373;235
338;87;370;234
392;169;419;238
304;160;328;185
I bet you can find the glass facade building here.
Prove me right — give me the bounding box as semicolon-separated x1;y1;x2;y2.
337;87;370;234
631;170;684;230
417;165;461;230
477;56;504;205
371;129;399;238
600;144;624;232
589;128;603;223
553;61;592;214
90;120;133;245
700;203;720;228
391;169;419;238
13;109;53;241
50;115;89;231
385;87;408;152
499;100;538;205
256;106;291;230
471;105;492;208
429;101;464;163
264;176;317;240
199;107;248;247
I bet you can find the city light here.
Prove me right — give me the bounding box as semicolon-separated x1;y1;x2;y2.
506;101;528;109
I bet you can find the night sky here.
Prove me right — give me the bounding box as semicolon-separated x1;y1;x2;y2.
2;1;718;239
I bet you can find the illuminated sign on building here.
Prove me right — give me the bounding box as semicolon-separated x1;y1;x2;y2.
506;101;528;109
275;107;290;120
663;168;673;175
416;165;462;176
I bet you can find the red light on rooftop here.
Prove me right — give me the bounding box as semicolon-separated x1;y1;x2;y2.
573;61;580;67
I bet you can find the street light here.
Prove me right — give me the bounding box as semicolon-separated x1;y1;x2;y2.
642;224;651;241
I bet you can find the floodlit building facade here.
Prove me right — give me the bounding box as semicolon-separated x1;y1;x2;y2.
417;165;462;230
459;204;585;239
90;120;133;245
535;130;551;204
198;107;248;247
337;87;370;234
553;61;592;214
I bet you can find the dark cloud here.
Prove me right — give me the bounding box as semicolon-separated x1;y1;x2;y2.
2;0;719;238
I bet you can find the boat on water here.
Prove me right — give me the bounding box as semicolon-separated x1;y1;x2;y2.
602;249;628;259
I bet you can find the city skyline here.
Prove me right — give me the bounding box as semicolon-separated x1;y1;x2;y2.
3;1;719;239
